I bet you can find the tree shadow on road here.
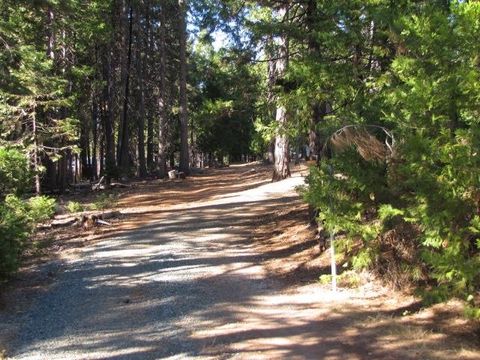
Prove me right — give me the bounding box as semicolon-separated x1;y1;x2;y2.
6;164;480;359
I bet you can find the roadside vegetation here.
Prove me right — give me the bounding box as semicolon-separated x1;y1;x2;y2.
1;0;479;320
0;148;56;279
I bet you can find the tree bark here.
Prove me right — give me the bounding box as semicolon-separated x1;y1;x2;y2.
158;4;168;178
80;110;90;179
272;5;291;181
103;52;116;183
91;97;98;180
145;1;154;172
272;107;291;181
309;102;321;161
266;35;276;164
136;5;146;178
57;152;67;192
306;0;322;163
32;106;41;195
118;3;134;175
178;0;189;175
46;6;55;61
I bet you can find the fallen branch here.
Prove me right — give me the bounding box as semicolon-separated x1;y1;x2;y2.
110;182;131;189
37;210;122;230
92;176;105;191
81;211;121;229
96;219;111;226
52;217;79;228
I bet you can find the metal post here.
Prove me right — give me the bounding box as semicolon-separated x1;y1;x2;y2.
330;231;336;292
327;164;337;292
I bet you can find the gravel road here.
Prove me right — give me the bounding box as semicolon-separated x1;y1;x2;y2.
7;173;314;359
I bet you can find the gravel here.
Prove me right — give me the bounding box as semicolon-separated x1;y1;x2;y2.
6;174;305;360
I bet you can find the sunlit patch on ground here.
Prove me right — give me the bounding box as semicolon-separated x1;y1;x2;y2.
1;163;478;359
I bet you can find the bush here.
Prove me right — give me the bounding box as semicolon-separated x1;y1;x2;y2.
0;195;30;278
27;196;56;223
90;193;118;210
464;306;480;320
66;201;84;213
0;195;56;280
0;147;31;197
304;138;480;307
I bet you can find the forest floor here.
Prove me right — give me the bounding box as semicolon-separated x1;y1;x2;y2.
0;163;479;359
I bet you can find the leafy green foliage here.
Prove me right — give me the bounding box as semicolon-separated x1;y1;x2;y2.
27;196;56;223
464;306;480;320
0;145;55;278
66;201;84;213
0;195;31;279
319;271;362;288
301;1;480;307
90;193;118;211
191;44;260;161
0;147;31;197
0;194;56;279
0;0;478;313
303;151;386;241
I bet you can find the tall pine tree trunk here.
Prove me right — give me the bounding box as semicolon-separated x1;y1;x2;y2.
145;1;154;172
32;106;41;195
309;102;321;161
92;98;98;180
157;5;167;178
272;107;291;181
178;0;189;175
79;123;89;179
104;53;116;183
306;0;321;163
118;3;133;176
136;6;146;178
272;6;291;181
46;6;55;61
266;35;276;165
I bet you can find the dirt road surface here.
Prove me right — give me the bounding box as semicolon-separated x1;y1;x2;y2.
1;164;478;359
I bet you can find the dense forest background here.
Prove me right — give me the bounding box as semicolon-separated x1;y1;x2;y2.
1;0;479;316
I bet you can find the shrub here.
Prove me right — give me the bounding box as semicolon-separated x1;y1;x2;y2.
464;306;480;320
304;137;480;307
0;195;56;279
27;196;56;223
319;271;362;289
0;195;30;278
66;201;84;213
0;147;31;197
90;193;118;210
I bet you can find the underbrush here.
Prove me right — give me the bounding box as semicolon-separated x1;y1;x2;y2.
63;191;119;214
66;201;84;213
0;195;56;279
319;270;363;288
303;145;480;318
90;193;118;210
0;145;59;279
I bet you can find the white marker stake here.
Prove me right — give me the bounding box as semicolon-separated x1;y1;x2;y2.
327;164;337;293
330;231;337;292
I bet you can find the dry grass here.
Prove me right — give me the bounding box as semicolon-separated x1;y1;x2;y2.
329;125;394;161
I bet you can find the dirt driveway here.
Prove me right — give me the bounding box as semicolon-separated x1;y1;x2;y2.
1;164;478;359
